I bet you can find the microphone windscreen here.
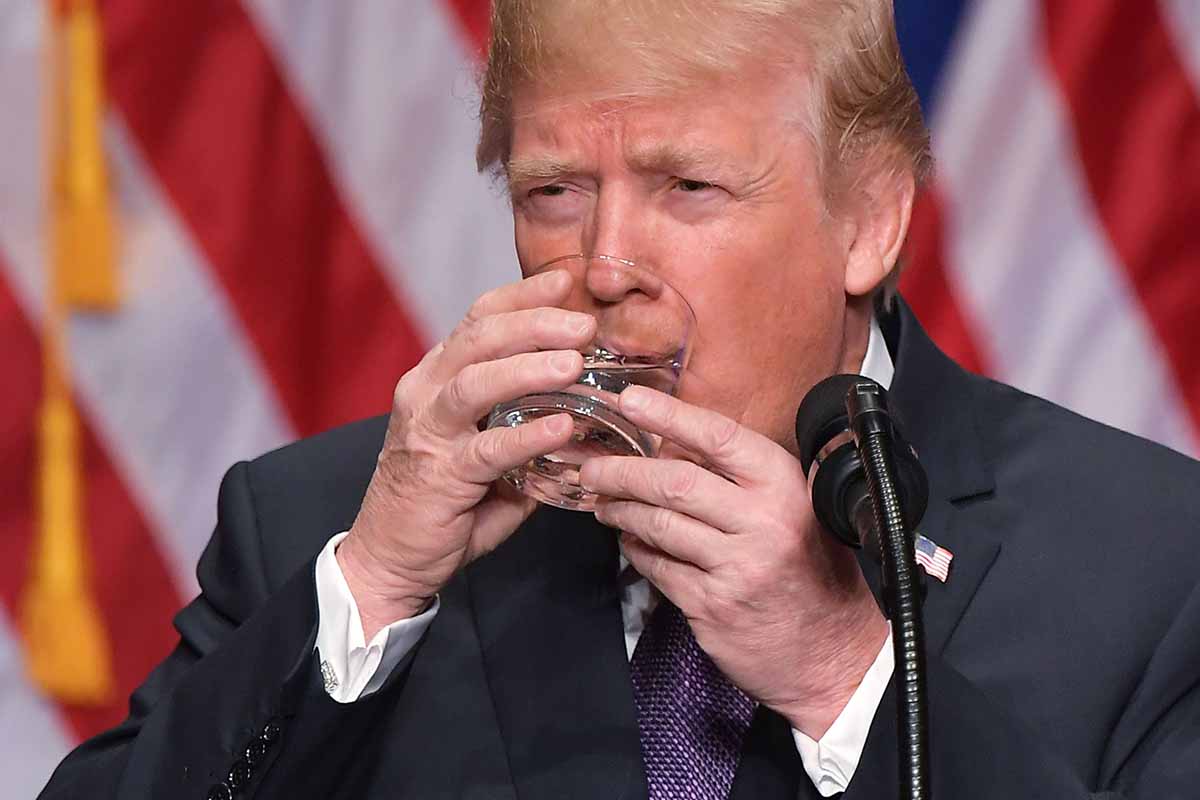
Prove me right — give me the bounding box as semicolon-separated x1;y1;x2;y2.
795;373;870;474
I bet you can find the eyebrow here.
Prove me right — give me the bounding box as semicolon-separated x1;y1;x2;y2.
632;142;764;190
505;156;583;186
625;142;738;179
504;143;752;187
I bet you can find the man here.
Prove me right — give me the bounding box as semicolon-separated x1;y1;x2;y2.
41;1;1200;798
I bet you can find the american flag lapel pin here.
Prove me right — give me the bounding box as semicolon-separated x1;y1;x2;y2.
914;533;954;583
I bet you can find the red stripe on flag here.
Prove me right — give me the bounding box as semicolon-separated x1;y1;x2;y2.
444;0;491;54
0;269;183;741
1041;0;1200;428
0;274;39;619
901;186;990;376
98;0;428;437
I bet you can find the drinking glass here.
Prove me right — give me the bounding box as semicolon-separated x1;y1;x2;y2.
487;254;696;511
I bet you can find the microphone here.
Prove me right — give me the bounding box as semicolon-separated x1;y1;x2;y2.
796;374;932;800
795;374;929;557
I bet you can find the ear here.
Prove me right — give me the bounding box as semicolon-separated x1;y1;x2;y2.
842;165;916;298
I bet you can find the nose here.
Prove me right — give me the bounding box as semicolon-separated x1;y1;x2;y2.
584;257;665;303
581;180;651;268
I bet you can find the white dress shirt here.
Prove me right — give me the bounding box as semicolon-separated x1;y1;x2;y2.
314;317;896;797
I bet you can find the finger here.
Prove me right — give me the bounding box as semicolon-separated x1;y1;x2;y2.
595;499;725;571
617;386;786;484
434;349;584;426
468;268;574;320
457;412;574;484
580;455;747;534
434;305;597;382
619;533;705;611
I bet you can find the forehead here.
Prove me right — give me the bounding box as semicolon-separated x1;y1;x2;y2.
506;71;809;177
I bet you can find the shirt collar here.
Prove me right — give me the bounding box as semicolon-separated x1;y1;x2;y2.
861;315;894;390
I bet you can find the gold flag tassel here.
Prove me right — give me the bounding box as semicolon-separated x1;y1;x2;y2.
21;0;120;706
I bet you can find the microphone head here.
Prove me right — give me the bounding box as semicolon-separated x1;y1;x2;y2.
796;373;930;549
796;374;881;474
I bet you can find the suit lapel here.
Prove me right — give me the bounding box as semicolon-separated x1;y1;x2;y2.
883;300;1003;654
467;506;642;800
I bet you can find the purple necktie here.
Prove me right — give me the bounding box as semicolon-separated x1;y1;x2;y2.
629;599;756;799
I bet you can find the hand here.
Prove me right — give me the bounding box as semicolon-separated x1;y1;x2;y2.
338;270;596;639
579;386;888;739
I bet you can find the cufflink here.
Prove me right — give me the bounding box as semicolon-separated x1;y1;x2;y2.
321;659;340;693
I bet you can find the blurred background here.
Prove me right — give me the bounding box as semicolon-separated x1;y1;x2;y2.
0;0;1196;794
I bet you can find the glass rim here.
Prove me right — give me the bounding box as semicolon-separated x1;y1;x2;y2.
534;253;698;327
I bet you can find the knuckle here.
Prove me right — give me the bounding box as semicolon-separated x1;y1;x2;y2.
465;291;495;323
470;431;505;471
404;346;441;385
661;464;697;504
463;316;490;349
392;374;415;410
657;396;681;431
418;340;445;368
455;314;493;353
706;416;742;458
645;551;668;582
651;506;677;540
449;316;475;346
445;368;480;412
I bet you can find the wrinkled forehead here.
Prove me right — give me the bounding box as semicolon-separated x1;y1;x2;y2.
504;65;815;183
479;0;828;178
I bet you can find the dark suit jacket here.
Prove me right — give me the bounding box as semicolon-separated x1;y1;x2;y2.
40;301;1200;799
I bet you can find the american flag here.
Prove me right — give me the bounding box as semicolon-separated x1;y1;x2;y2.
914;534;955;584
0;1;1195;795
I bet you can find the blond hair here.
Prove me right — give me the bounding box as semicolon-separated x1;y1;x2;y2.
477;0;932;195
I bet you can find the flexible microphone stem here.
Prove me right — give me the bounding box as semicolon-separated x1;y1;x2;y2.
849;387;930;800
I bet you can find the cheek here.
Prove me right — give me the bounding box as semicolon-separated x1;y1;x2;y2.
676;233;847;442
513;214;586;274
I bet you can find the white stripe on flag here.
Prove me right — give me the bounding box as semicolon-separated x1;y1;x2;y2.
0;611;76;798
0;2;76;790
0;112;298;597
1160;0;1200;97
933;0;1198;456
243;0;517;342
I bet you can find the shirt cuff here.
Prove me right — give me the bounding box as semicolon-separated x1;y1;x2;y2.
792;626;895;797
313;531;439;703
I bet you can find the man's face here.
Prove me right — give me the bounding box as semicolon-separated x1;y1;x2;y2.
507;66;863;453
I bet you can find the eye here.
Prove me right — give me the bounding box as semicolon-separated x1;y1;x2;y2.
674;178;716;193
518;182;588;224
528;184;568;198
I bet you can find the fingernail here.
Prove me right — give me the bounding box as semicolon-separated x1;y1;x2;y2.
579;462;596;490
551;351;579;375
545;413;572;435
